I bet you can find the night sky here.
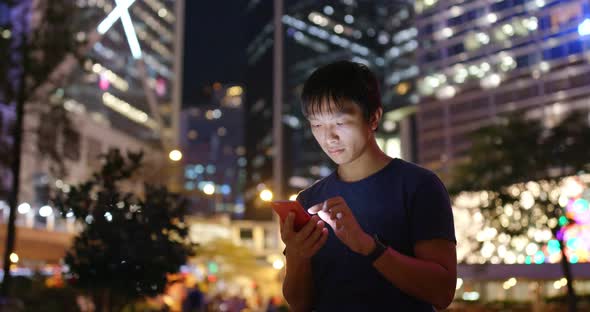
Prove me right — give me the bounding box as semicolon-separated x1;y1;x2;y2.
182;1;247;106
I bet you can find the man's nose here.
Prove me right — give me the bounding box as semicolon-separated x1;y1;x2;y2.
324;126;339;145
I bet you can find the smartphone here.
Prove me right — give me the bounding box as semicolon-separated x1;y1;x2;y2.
271;200;311;231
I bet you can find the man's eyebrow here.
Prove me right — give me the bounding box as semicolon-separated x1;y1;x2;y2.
307;110;353;121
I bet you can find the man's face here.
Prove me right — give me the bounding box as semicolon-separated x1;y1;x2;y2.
307;100;374;165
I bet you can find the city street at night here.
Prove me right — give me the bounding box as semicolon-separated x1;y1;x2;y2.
2;0;590;311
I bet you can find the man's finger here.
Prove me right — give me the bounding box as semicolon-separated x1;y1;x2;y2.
280;214;288;234
280;224;293;243
310;228;329;253
325;196;344;207
317;211;338;231
308;197;347;214
284;212;294;233
323;199;348;212
279;220;286;238
335;220;344;231
326;203;346;220
316;209;331;223
295;215;319;242
307;202;323;214
302;221;324;249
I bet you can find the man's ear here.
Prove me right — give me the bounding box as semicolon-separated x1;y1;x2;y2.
370;107;383;131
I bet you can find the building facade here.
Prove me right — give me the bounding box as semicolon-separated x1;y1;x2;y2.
412;1;590;303
1;0;185;266
179;84;247;217
415;0;590;177
244;0;418;219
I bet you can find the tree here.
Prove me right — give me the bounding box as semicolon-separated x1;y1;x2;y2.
52;149;196;312
0;0;80;177
1;0;82;295
449;111;590;312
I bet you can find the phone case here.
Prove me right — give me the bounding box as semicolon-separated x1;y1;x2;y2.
271;200;311;231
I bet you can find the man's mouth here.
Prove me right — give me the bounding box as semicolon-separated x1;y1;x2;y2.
328;148;344;155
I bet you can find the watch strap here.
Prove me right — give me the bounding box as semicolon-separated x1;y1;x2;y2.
367;234;387;263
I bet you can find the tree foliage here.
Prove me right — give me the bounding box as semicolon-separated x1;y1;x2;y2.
52;149;196;309
449;111;590;312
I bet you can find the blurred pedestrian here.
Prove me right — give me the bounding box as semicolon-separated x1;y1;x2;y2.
182;285;204;312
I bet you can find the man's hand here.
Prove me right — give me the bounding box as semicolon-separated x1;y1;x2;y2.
308;197;374;255
280;212;328;262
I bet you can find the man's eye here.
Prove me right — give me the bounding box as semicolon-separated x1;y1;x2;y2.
312;124;321;128
336;122;344;126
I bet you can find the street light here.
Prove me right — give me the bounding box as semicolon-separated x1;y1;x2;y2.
9;252;18;264
202;182;222;212
578;18;590;36
260;189;273;202
17;203;30;214
169;149;182;161
203;183;215;195
39;205;53;217
272;259;284;270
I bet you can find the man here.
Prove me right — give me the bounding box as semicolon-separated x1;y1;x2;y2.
279;61;457;311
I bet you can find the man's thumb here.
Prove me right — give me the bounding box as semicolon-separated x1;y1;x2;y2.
307;202;323;214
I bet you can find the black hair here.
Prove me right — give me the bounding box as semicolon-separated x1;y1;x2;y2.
301;60;382;124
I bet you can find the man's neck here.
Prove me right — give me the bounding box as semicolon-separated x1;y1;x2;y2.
337;143;392;182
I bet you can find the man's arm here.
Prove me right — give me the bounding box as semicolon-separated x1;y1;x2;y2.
361;237;457;310
309;190;457;310
280;213;328;312
282;257;314;312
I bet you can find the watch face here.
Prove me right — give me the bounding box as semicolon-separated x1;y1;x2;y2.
373;235;384;248
368;235;387;262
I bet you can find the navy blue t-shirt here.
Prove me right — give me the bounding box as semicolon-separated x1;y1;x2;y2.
296;158;456;311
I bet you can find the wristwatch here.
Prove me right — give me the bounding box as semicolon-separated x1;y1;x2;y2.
367;234;388;263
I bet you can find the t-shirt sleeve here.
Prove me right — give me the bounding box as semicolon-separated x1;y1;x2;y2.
410;173;456;244
296;190;307;208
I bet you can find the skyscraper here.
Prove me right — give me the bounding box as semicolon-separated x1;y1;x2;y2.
0;0;185;264
415;0;590;177
17;0;185;210
63;0;183;147
413;0;590;302
244;0;417;219
179;84;247;217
